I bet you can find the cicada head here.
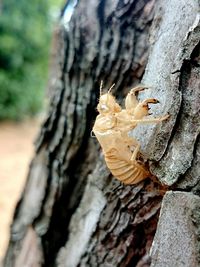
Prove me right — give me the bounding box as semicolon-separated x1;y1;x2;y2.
97;82;121;114
97;93;121;114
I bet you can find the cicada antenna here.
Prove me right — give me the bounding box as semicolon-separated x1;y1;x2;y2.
99;80;103;97
106;83;115;105
108;83;115;94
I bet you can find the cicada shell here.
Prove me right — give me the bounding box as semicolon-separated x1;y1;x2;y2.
92;84;169;185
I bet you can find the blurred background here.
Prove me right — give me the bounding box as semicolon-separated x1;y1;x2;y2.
0;0;63;261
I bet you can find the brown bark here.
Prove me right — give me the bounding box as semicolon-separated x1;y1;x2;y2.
3;0;200;266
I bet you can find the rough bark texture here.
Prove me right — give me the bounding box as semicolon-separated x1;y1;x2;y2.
3;0;200;266
150;191;200;267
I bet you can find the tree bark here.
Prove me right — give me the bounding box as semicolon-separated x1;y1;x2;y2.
4;0;200;267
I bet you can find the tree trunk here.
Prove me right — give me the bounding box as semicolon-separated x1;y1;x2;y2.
4;0;200;266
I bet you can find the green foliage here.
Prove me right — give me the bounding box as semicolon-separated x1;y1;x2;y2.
0;0;52;120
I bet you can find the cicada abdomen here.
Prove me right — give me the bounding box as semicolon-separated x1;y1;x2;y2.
104;148;150;185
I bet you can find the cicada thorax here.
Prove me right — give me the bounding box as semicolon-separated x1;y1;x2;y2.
104;148;151;185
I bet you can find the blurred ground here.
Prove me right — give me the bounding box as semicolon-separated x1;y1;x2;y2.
0;119;41;261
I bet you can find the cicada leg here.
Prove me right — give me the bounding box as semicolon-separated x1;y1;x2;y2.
130;144;140;161
131;114;169;124
125;85;149;114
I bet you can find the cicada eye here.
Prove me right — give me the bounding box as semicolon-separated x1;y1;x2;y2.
101;104;109;111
